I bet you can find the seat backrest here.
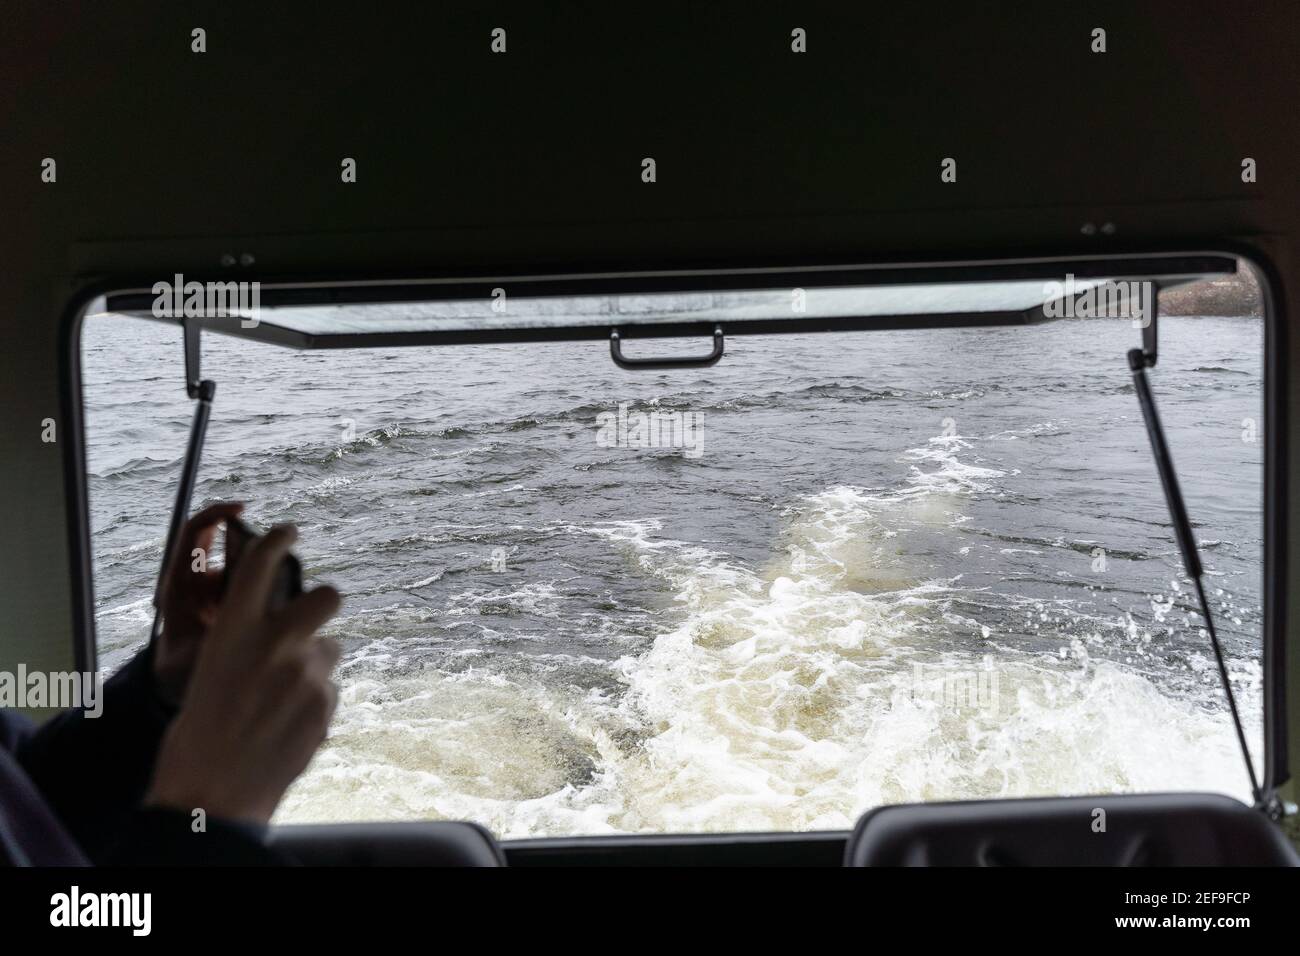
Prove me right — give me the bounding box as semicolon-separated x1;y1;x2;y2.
270;821;506;867
845;792;1299;866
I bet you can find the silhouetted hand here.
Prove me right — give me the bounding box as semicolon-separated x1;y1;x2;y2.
147;525;342;826
154;501;246;704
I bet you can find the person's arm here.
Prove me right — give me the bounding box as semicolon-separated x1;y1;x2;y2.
11;502;268;863
12;644;174;861
3;648;288;866
144;525;341;843
8;517;340;866
103;807;291;866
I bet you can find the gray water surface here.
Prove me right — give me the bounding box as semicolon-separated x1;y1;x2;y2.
82;313;1265;835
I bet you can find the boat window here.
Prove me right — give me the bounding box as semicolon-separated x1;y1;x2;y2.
79;261;1267;837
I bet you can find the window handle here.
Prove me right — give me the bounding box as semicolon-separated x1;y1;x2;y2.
609;325;724;370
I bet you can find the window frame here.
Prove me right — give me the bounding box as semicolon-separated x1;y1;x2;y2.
59;247;1290;819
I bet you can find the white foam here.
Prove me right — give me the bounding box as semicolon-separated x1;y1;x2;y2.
277;441;1259;836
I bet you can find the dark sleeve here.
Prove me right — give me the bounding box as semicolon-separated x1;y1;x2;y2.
9;646;290;866
13;645;176;861
0;706;36;753
105;807;292;866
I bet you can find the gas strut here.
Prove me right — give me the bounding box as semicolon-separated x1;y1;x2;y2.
1126;285;1264;808
148;318;216;643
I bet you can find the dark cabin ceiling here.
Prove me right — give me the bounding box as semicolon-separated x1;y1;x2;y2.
4;2;1296;279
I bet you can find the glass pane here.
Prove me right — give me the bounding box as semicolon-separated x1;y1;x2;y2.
82;266;1264;837
256;279;1110;336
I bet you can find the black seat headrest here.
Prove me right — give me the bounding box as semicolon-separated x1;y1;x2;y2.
270;821;506;867
845;792;1298;866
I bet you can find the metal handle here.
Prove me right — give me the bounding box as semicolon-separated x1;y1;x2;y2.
609;325;724;370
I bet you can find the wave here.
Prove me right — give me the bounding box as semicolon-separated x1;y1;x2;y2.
276;436;1258;836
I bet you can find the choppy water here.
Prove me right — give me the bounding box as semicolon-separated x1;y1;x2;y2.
82;312;1265;836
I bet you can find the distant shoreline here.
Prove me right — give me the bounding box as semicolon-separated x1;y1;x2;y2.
1161;274;1262;317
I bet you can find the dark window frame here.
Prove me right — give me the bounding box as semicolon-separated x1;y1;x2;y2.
59;247;1290;818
